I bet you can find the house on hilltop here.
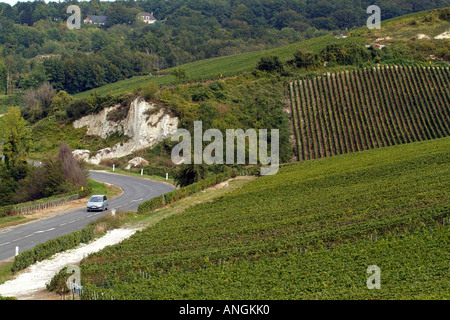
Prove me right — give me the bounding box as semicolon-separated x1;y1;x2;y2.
84;15;108;25
140;12;157;24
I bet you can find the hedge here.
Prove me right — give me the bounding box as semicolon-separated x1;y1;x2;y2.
142;165;176;178
137;171;236;214
11;225;95;273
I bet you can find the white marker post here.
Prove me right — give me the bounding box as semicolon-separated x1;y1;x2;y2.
113;164;115;172
15;246;19;256
166;173;168;180
141;169;143;176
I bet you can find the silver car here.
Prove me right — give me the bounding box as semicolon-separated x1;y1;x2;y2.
87;195;108;212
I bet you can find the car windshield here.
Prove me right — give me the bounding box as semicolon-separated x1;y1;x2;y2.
89;196;103;202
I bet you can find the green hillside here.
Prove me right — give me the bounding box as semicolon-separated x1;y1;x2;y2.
289;66;450;161
73;8;450;100
73;35;363;99
66;137;449;299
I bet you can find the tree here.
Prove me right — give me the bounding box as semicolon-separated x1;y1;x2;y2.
330;9;358;29
35;82;55;116
273;10;300;29
256;56;284;73
43;58;65;91
321;44;370;65
57;142;87;190
14;143;88;202
290;49;322;70
231;4;255;25
0;61;7;95
173;163;207;187
66;99;92;120
22;82;55;122
50;90;74;120
0;161;17;206
310;17;336;31
0;107;30;181
107;2;140;26
171;68;188;83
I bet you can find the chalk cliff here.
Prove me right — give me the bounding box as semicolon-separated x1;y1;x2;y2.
72;97;178;165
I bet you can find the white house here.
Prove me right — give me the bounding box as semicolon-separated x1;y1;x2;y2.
141;12;157;24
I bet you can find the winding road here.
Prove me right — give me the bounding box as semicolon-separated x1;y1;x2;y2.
0;171;175;262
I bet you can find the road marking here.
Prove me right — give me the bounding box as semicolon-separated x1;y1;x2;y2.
60;220;75;226
34;228;55;234
12;233;35;242
0;242;11;247
59;218;84;226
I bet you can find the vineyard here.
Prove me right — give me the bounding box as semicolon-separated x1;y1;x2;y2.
288;66;450;161
51;137;450;299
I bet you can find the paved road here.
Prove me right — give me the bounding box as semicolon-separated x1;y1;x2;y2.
0;171;175;262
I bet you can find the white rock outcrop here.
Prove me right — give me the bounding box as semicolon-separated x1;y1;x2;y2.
72;149;91;162
125;157;149;170
72;97;178;165
434;31;450;39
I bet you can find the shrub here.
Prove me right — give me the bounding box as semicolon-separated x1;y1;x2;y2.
66;99;92;120
256;56;284;73
438;8;450;21
290;49;322;69
137;171;233;215
140;82;160;101
143;165;175;178
11;225;95;273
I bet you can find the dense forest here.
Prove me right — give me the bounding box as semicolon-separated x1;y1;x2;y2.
0;0;448;95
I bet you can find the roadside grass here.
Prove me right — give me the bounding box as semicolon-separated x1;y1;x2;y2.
0;261;14;286
0;216;35;230
87;179;123;199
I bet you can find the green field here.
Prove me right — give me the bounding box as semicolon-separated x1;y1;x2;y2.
71;137;449;299
289;66;450;161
